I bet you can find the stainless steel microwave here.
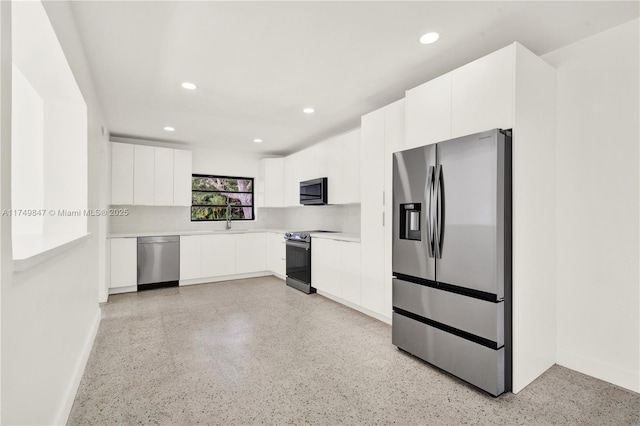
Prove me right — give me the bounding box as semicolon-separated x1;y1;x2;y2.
300;177;328;205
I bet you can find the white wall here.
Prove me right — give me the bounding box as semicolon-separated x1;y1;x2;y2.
543;19;639;393
11;0;88;250
0;1;13;422
11;63;44;235
1;1;110;424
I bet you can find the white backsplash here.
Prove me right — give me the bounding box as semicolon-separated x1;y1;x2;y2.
109;204;360;234
277;204;361;233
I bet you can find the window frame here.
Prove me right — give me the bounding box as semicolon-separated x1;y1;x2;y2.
191;173;255;222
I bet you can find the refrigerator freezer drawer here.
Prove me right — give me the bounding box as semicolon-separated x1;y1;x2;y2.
393;278;504;346
392;312;505;396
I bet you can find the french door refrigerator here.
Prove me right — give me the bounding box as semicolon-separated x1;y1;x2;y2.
392;128;512;396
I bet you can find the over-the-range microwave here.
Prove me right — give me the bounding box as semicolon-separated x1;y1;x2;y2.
300;177;328;205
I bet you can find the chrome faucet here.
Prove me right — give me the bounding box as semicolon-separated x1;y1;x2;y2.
226;202;232;230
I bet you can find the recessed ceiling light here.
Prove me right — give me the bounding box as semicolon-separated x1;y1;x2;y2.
253;138;263;143
419;32;440;45
164;126;175;132
181;82;197;90
303;108;315;114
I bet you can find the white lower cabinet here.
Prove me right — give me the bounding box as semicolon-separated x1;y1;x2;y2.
312;238;342;296
201;234;236;278
110;238;137;289
312;239;361;306
267;233;286;277
179;235;201;280
236;233;267;274
340;241;361;305
178;232;280;283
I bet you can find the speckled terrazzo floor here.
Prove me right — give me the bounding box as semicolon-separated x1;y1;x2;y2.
69;276;640;425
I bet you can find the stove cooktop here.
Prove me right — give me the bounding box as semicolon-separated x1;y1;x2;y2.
284;230;337;242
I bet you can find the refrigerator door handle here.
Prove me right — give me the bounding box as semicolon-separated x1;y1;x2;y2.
426;166;435;257
434;164;445;258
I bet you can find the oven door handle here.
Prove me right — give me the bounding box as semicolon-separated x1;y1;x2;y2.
286;240;310;250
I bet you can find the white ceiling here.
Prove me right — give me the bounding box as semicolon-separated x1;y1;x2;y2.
70;1;638;155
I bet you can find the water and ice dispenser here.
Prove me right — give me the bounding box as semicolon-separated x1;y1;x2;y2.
399;203;421;241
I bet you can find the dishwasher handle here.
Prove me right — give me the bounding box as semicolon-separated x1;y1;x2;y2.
138;236;180;245
138;240;178;245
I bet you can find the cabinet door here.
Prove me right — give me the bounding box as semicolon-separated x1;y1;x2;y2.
312;142;328;182
451;45;514;138
133;145;154;205
154;147;174;206
405;73;452;148
325;135;343;205
264;158;284;207
311;238;342;296
235;233;267;274
267;233;286;277
283;156;295;207
341;129;360;204
384;99;405;319
173;149;192;206
180;235;201;280
295;147;314;182
110;238;137;288
201;234;236;277
341;241;361;305
111;142;134;205
360;108;386;315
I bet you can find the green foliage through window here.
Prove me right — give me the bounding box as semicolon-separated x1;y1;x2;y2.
191;175;254;221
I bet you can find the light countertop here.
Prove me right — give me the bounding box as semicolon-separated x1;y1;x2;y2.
109;229;361;243
309;232;360;243
109;228;288;238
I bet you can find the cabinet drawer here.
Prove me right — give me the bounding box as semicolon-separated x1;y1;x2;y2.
393;278;503;346
392;312;505;396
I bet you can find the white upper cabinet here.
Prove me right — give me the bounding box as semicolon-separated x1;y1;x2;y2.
341;129;360;204
153;147;174;206
451;44;514;138
405;73;452;149
283;155;296;207
280;127;360;206
173;149;193;206
133;145;155;205
111;142;134;205
306;143;328;182
111;143;192;206
258;158;284;208
325;135;343;205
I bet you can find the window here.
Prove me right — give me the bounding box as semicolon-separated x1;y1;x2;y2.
191;175;254;221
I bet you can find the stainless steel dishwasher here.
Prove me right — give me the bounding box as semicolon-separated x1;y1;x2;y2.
137;236;180;290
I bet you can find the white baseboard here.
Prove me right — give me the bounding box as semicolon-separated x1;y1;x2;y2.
98;290;108;303
54;308;101;425
180;271;272;286
316;290;392;325
557;348;640;393
109;285;136;295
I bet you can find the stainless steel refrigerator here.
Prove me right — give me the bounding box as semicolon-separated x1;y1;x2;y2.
392;128;512;396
